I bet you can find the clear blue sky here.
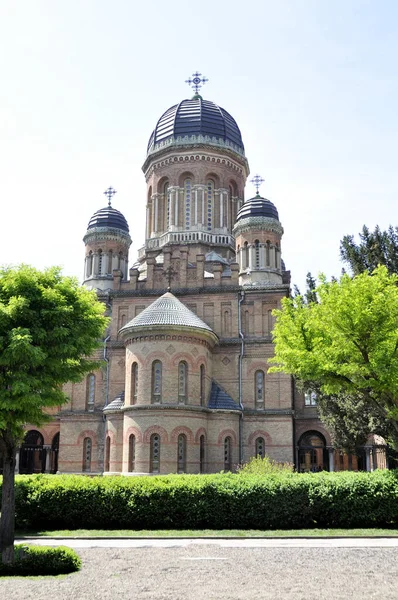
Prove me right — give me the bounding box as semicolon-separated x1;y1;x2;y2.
1;0;397;291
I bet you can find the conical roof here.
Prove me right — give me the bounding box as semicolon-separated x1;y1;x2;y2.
120;292;217;341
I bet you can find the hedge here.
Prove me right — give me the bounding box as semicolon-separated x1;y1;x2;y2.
1;470;398;530
0;545;81;576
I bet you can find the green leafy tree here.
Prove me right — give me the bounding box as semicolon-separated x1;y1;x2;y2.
340;224;398;275
270;266;398;450
0;266;108;565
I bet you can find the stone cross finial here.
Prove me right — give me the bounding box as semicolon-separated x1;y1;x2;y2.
104;186;117;206
185;72;208;95
163;265;177;292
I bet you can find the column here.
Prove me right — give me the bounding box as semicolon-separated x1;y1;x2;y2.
220;191;224;228
365;447;372;472
195;189;198;225
154;196;158;233
15;449;20;474
175;189;179;227
112;253;119;272
44;445;51;473
201;188;205;226
93;252;99;277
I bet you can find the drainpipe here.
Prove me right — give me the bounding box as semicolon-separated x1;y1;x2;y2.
238;290;245;464
102;335;111;473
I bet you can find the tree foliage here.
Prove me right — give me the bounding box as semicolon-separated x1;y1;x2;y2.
270;266;398;448
340;224;398;275
0;265;108;564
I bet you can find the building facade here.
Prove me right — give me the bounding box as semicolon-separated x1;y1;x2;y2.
15;85;386;475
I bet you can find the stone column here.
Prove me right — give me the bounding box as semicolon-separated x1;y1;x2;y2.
93;252;99;277
44;445;51;473
328;448;334;472
175;189;179;227
365;447;372;471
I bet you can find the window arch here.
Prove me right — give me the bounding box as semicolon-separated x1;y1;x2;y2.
98;249;103;275
150;433;160;473
86;374;95;411
131;362;138;404
152;361;162;403
104;436;110;472
200;365;206;406
177;434;187;473
255;437;265;458
82;437;92;473
178;361;188;403
255;370;265;407
243;241;249;269
224;436;232;471
200;435;206;473
128;434;135;472
107;250;113;275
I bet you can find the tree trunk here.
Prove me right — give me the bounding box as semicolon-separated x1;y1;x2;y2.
0;431;16;565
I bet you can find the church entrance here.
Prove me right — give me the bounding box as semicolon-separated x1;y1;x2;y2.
19;430;45;474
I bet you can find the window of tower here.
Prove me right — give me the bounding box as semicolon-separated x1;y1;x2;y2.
206;180;214;231
131;362;138;404
150;433;160;473
152;360;162;403
256;437;265;458
184;178;191;230
98;250;103;275
200;365;206;406
107;250;113;275
200;435;206;473
104;436;111;472
178;361;188;403
86;374;95;411
128;434;136;472
165;182;170;228
82;437;92;473
224;436;232;471
255;370;265;407
255;240;260;268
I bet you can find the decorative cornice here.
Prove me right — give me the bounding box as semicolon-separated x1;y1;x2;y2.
83;227;132;245
233;216;284;236
122;329;217;350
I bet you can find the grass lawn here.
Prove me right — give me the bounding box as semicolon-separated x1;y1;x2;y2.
15;528;398;538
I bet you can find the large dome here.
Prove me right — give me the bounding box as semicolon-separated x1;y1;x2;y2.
147;96;244;156
87;206;129;233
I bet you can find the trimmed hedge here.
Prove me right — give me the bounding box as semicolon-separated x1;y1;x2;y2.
2;470;398;530
0;545;81;576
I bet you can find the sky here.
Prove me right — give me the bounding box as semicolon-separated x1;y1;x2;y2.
1;0;397;291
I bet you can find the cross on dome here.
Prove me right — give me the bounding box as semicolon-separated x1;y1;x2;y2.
104;186;117;206
185;71;208;95
251;175;264;195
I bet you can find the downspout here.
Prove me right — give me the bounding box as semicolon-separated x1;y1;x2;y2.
102;335;111;473
238;290;245;464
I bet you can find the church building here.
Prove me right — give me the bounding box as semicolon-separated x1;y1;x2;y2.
16;75;386;476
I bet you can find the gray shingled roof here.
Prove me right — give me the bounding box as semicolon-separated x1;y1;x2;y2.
103;391;125;413
120;292;216;336
208;381;241;411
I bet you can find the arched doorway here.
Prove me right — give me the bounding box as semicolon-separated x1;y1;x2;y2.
298;431;328;472
19;430;45;474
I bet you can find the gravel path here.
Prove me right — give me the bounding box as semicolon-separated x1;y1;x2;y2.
1;546;397;599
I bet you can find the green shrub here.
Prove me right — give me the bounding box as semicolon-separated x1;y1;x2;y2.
0;544;81;576
237;455;294;475
6;470;398;531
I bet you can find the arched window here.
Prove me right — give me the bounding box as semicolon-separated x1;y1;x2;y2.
19;430;45;474
86;374;95;411
165;182;170;229
224;436;232;471
185;178;192;229
86;251;93;278
255;437;265;458
206;180;214;231
200;435;205;473
150;433;160;473
98;249;103;275
298;431;326;473
200;365;206;406
255;240;260;268
82;437;92;473
243;242;249;269
128;434;135;472
266;241;271;266
255;370;265;407
104;436;110;472
131;362;138;404
152;361;162;403
304;391;317;406
178;361;187;403
223;310;231;336
177;434;187;473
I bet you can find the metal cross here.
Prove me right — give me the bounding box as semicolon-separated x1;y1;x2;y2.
251;175;264;195
185;71;208;95
163;265;177;292
104;186;117;206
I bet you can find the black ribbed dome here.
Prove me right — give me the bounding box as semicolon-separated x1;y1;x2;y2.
147;97;244;154
87;206;129;233
236;195;279;221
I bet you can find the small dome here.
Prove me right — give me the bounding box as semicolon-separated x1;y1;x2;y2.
147;97;244;155
87;206;129;233
120;292;217;339
236;194;279;222
103;391;125;413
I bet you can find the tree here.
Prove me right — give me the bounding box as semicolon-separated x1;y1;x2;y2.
269;266;398;449
340;224;398;275
0;266;108;564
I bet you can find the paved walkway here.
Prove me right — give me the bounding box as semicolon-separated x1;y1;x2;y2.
17;536;398;548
